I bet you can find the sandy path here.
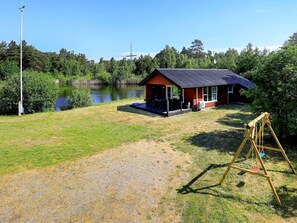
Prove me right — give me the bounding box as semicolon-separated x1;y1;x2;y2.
0;140;190;222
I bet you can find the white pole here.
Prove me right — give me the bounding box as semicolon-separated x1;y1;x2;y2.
19;1;25;116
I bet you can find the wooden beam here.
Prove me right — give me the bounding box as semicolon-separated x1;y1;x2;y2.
196;87;198;109
250;137;282;206
182;88;185;103
180;99;182;111
246;119;266;159
220;129;251;185
227;86;229;104
166;99;169;117
256;145;281;152
267;123;296;174
246;112;269;128
221;112;296;206
231;165;269;178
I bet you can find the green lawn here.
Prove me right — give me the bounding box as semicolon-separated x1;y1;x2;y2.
0;99;162;174
172;106;297;223
0;99;296;222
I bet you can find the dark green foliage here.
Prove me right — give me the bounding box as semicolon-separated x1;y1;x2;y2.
189;39;205;58
155;45;178;68
0;38;263;85
134;55;156;76
1;33;296;138
0;60;18;80
213;48;239;72
0;71;58;115
250;45;297;137
236;43;265;80
283;32;297;47
67;89;92;109
0;32;296;89
95;71;111;84
0;75;19;115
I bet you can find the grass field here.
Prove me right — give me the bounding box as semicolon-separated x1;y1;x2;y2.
0;99;162;175
0;98;296;222
169;105;297;223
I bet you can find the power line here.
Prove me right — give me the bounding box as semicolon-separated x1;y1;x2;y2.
123;44;137;60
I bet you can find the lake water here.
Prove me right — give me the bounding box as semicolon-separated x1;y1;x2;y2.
56;85;145;111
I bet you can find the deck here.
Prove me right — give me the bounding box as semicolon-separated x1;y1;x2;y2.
130;103;192;117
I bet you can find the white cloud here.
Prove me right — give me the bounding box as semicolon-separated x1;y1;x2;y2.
118;51;158;60
255;9;267;13
210;44;281;53
257;44;281;51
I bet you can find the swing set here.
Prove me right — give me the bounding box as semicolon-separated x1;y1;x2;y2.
220;112;296;206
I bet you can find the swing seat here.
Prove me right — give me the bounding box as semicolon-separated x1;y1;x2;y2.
260;152;265;158
251;167;259;172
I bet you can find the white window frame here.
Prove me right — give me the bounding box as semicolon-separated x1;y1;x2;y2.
203;87;208;101
211;86;217;101
228;85;234;93
203;86;218;102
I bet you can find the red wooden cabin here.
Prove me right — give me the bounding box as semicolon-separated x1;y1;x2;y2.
137;68;254;116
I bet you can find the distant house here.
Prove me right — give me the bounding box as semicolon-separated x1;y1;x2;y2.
134;68;255;116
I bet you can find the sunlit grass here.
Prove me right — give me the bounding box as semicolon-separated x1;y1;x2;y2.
172;106;297;222
0;99;296;222
0;99;162;174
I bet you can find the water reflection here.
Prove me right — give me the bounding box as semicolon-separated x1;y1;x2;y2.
56;85;145;111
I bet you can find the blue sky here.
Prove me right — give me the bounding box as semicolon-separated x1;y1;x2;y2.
1;0;297;61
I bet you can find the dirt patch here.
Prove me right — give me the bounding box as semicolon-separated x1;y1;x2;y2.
0;140;191;222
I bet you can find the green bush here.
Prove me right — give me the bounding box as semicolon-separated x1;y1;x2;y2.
0;60;19;80
0;71;58;115
250;45;297;137
67;89;92;109
95;71;112;84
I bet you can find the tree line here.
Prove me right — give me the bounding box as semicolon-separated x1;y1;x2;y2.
0;37;276;84
0;32;297;138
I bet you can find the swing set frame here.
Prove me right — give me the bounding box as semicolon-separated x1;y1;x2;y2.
219;112;296;206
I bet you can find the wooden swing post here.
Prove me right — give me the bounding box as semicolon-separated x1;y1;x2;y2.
245;112;269;159
219;125;251;184
220;112;296;206
266;120;296;174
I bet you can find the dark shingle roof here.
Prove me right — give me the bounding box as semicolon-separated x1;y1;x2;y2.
139;68;255;89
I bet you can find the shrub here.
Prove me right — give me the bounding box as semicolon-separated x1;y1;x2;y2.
95;71;112;84
0;71;58;115
67;89;92;109
250;45;297;137
0;60;19;80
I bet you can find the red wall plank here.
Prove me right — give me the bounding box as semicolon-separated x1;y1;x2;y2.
146;72;173;85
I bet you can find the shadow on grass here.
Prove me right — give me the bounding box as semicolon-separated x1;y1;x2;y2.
275;186;297;218
177;160;245;195
177;161;269;206
216;112;255;128
184;129;297;211
117;105;161;118
265;141;297;165
213;103;251;111
177;163;229;194
187;129;297;165
187;129;248;154
215;105;297;165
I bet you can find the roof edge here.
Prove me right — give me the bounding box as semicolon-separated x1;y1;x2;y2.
138;69;182;88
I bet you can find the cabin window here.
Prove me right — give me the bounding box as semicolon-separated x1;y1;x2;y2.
203;87;208;101
211;86;217;101
228;85;234;93
203;86;218;102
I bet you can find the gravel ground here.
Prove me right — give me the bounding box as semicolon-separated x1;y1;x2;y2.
0;140;191;222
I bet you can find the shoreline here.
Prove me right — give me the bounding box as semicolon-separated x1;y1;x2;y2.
56;79;141;86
